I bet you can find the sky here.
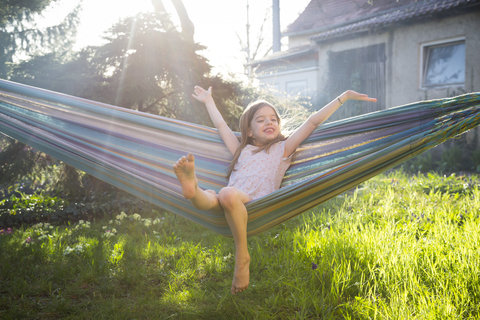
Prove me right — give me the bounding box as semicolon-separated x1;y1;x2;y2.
38;0;311;81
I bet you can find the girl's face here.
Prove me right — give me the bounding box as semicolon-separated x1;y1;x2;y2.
248;106;280;147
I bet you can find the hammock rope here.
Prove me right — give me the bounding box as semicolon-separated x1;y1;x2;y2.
0;79;479;236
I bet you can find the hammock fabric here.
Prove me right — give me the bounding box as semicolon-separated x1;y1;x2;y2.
0;79;479;236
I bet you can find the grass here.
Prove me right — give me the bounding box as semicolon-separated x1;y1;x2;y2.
1;170;479;319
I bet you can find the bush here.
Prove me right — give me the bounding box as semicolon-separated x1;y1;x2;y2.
0;138;44;185
0;179;155;228
437;145;463;172
396;144;475;174
403;150;435;173
471;148;480;173
0;159;160;228
0;190;68;227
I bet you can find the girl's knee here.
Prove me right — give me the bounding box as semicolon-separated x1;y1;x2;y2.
205;189;217;195
218;187;240;209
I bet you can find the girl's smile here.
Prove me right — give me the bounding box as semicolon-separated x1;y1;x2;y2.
248;106;280;146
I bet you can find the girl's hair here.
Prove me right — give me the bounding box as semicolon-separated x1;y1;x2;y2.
227;100;287;178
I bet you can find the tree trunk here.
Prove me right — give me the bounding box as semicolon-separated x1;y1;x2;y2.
150;0;194;42
150;0;175;30
170;0;194;42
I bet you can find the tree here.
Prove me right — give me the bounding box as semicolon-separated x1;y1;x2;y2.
0;0;80;78
10;7;245;129
0;0;82;195
99;13;209;119
5;0;252;185
236;1;272;81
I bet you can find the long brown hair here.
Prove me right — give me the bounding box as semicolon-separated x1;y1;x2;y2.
227;100;287;178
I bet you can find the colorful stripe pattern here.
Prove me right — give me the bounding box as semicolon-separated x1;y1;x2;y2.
0;79;479;236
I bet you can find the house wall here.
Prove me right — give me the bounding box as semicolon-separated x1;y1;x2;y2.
306;11;480;147
255;52;318;96
310;11;480;101
258;9;480;153
257;67;318;96
389;11;480;106
287;34;314;47
389;11;480;148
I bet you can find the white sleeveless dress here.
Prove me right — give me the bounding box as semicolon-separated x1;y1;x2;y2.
227;141;293;200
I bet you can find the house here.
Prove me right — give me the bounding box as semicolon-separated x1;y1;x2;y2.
254;0;480;127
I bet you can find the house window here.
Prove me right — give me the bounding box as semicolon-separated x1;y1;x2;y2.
286;80;307;95
422;40;465;88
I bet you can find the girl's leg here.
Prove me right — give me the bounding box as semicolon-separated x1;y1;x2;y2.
173;154;222;211
174;155;252;294
218;187;253;295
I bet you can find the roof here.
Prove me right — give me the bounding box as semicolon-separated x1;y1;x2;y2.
284;0;480;41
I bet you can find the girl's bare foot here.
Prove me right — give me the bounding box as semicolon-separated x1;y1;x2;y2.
173;154;197;199
231;255;250;295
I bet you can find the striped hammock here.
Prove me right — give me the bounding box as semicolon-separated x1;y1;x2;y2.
0;79;479;236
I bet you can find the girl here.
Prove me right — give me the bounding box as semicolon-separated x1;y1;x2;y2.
173;86;376;295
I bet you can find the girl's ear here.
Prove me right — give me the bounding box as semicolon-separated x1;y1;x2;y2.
247;128;253;137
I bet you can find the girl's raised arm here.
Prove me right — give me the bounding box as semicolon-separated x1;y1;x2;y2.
284;90;377;157
192;86;240;156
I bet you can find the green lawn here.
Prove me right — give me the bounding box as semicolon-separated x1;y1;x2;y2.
1;171;479;319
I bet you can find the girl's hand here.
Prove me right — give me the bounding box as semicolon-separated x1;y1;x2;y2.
192;86;213;104
340;90;377;103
